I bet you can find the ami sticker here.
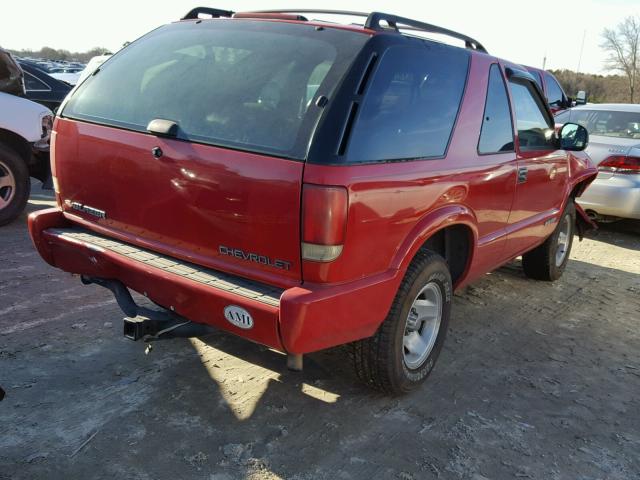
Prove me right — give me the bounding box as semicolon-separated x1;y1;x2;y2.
224;305;254;330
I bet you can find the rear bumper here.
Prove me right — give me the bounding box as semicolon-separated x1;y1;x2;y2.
28;208;400;354
577;173;640;220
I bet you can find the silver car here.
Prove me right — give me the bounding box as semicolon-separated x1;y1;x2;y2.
556;104;640;220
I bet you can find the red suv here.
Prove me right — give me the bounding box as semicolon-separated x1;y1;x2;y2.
29;9;597;393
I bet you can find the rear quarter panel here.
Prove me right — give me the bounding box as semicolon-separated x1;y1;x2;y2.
303;53;515;288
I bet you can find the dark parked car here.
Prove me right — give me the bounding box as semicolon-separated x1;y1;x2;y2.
18;62;72;111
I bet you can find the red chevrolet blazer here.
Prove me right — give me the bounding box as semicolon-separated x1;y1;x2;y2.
29;8;597;393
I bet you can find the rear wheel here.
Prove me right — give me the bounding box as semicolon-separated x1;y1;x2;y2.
0;144;30;226
522;200;575;281
352;250;452;393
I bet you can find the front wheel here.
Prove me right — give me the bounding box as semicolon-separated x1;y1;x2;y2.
522;200;576;281
352;250;452;393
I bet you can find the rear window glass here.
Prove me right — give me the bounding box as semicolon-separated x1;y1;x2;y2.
560;109;640;139
345;43;469;162
24;72;50;91
544;72;564;107
62;21;367;160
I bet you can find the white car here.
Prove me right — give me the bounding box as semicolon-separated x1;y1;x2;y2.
556;104;640;221
49;72;81;86
0;49;54;225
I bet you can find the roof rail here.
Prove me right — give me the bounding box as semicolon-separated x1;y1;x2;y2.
251;9;370;18
181;7;234;20
251;9;487;53
365;12;487;53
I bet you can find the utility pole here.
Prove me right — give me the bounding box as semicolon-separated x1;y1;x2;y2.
542;53;547;70
576;30;586;74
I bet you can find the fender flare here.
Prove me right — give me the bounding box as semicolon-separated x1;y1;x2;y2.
390;204;479;283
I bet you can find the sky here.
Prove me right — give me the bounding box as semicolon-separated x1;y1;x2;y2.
1;0;639;74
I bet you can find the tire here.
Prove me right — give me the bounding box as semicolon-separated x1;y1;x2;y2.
352;250;452;393
522;200;576;281
0;143;30;226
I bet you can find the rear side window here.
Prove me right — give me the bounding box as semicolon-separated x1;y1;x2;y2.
478;64;514;154
346;43;469;162
544;73;565;107
62;21;367;160
509;80;556;151
24;72;50;91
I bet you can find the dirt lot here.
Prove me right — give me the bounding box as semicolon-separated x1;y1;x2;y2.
1;188;639;480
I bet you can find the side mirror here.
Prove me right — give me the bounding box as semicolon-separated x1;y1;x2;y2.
575;90;588;105
560;122;588;151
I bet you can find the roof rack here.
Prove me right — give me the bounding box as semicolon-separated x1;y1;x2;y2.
251;9;487;53
181;8;487;53
181;7;234;20
365;12;487;53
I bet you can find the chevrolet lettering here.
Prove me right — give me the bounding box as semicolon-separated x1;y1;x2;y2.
219;245;291;271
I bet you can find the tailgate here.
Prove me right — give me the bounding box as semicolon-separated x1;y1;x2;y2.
54;118;303;286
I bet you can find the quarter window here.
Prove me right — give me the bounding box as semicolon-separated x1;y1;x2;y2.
509;80;556;151
346;43;469;162
24;72;50;91
478;64;514;154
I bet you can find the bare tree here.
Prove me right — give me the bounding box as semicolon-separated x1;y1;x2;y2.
602;16;640;103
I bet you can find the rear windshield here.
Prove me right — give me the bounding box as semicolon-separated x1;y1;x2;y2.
558;109;640;139
62;20;367;160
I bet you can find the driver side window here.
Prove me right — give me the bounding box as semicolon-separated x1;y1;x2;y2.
509;79;556;151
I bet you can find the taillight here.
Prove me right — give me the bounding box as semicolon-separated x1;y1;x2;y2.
301;184;348;262
599;155;640;174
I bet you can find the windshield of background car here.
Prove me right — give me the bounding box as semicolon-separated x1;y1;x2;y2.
61;20;368;160
558;109;640;139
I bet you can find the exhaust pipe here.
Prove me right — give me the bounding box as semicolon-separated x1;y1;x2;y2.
82;276;214;342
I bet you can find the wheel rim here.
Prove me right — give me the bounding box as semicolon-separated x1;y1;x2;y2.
403;282;442;370
0;160;16;211
555;214;572;267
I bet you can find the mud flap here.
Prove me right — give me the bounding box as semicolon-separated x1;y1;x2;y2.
575;203;597;240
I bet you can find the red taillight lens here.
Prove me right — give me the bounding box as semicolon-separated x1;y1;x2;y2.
599;155;640;173
302;184;348;262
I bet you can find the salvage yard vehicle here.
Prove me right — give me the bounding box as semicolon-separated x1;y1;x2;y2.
556;103;640;221
525;65;573;115
29;8;598;393
18;61;73;112
0;49;53;225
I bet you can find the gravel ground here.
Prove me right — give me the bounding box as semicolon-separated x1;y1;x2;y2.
1;187;639;480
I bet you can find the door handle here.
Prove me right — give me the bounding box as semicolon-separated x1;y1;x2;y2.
518;166;528;183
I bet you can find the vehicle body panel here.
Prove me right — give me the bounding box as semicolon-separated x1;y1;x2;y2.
0;91;51;142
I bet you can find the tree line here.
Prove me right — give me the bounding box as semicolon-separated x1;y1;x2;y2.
8;46;111;63
550;69;631;103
